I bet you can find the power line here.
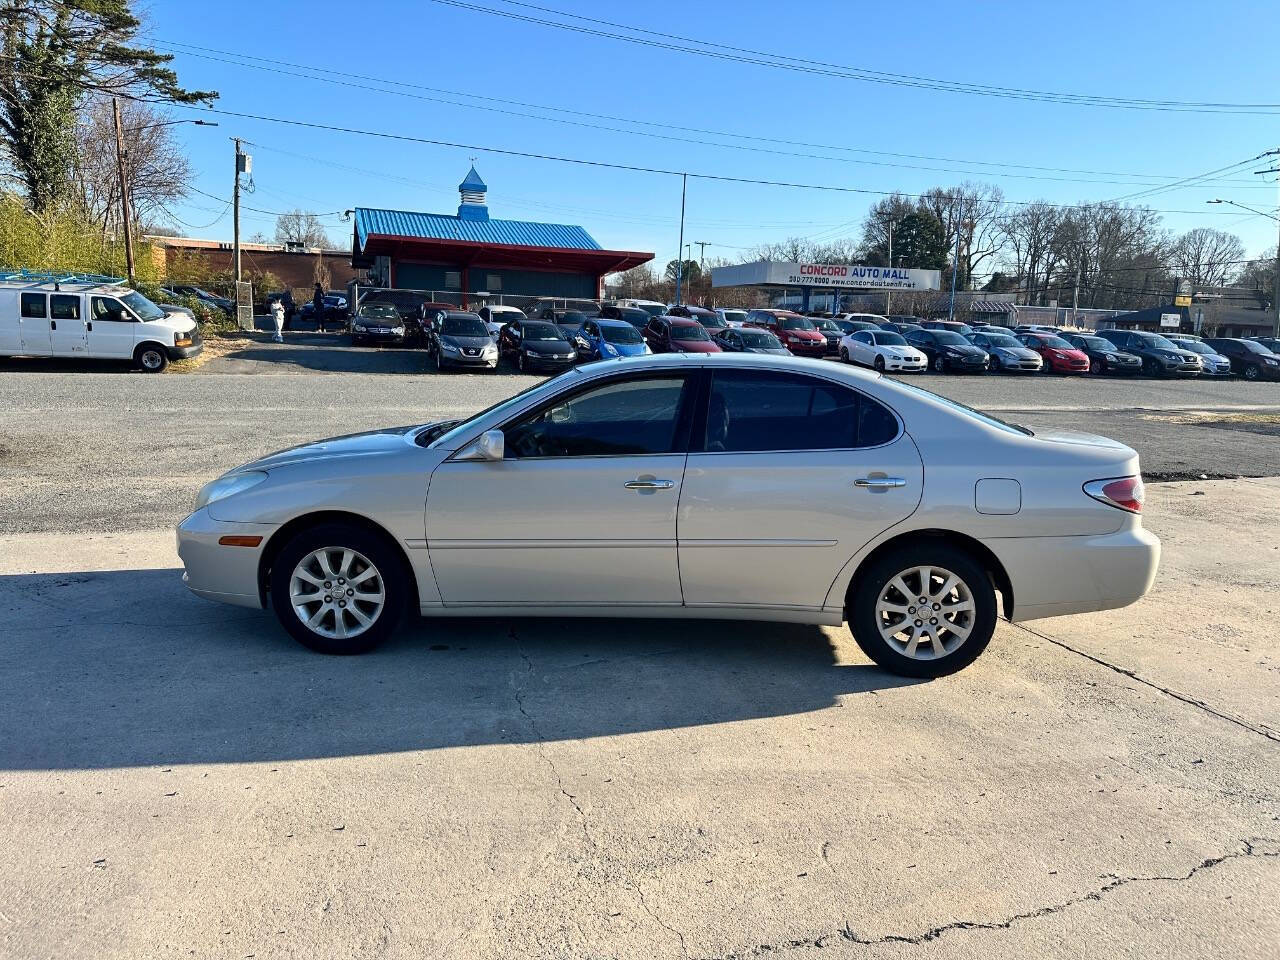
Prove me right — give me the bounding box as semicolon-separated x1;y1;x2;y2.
189;185;345;219
427;0;1280;115
179;105;1269;219
149;37;1270;189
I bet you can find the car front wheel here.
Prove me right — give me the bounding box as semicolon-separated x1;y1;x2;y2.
873;355;885;372
932;355;945;373
1244;363;1261;381
135;344;168;373
848;543;997;678
840;347;850;363
269;523;407;655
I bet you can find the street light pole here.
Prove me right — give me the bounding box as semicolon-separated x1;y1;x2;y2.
1208;194;1280;337
885;219;894;315
947;207;962;322
111;98;135;282
674;173;687;306
233;137;243;285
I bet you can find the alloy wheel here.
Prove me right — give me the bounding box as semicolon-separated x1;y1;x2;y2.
874;565;975;661
289;547;386;640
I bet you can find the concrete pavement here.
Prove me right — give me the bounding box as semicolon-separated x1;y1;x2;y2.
1;481;1277;959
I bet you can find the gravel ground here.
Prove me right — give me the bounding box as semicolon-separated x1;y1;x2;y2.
1;360;1279;534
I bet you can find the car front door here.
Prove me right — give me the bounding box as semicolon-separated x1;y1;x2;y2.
87;296;138;358
15;292;52;356
850;331;873;363
678;369;922;610
426;372;696;606
48;294;88;357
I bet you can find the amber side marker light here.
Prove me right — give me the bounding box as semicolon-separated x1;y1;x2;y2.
218;535;263;547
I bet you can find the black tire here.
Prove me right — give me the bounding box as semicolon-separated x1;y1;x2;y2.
848;542;998;679
269;523;408;655
873;355;885;372
839;346;850;363
1244;363;1261;381
932;355;946;373
135;343;168;373
1091;356;1105;375
517;351;526;373
1143;357;1161;377
989;355;1002;373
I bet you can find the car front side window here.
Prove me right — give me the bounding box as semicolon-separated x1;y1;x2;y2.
503;376;692;459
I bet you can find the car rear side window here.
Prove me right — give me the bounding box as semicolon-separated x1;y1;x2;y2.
51;294;81;320
504;376;692;459
702;371;898;453
20;293;46;318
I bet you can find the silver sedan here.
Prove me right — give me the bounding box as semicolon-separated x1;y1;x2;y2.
178;354;1160;678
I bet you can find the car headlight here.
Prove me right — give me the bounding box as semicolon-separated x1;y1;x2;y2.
602;344;619;357
482;341;497;356
391;325;405;336
1266;358;1279;366
1103;353;1115;360
440;341;460;354
193;471;267;513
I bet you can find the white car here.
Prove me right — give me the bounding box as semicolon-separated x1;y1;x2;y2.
715;307;749;328
477;304;526;340
178;354;1159;678
840;329;927;372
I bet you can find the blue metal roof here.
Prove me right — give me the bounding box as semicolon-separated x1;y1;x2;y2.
355;207;603;251
458;165;487;192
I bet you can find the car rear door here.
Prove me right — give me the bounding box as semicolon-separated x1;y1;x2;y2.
678;368;922;610
426;371;697;606
48;293;88;357
15;292;52;356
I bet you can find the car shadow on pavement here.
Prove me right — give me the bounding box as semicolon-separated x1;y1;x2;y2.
203;340;430;375
0;569;921;770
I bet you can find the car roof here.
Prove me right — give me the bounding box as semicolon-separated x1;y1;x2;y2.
596;318;634;329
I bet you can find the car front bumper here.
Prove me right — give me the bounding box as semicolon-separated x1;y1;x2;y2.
440;352;499;368
354;328;407;344
523;353;576;370
882;357;927;372
176;508;278;608
1047;357;1089;373
987;524;1160;622
167;340;203;360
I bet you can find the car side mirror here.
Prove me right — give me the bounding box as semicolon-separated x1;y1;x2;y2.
476;429;504;460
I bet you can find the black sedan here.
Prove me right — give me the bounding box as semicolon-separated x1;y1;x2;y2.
812;317;846;354
713;327;790;355
350;303;407;346
1204;338;1280;381
499;318;578;373
880;320;922;336
1094;329;1200;378
905;328;989;373
1063;334;1143;375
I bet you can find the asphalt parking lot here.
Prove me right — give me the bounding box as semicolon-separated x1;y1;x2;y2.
2;355;1279;959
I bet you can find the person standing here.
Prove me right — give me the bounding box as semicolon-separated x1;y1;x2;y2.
269;297;286;343
312;283;326;333
282;287;295;330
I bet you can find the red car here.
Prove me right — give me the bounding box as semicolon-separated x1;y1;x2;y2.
1018;332;1090;374
745;309;827;357
643;316;722;353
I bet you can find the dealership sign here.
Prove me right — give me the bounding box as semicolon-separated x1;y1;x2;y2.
711;260;941;291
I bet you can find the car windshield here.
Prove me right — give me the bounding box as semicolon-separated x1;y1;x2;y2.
1134;334;1178;350
699;313;726;327
121;290;166;321
672;322;710;341
1174;340;1211;355
778;316;815;331
721;310;747;323
892;379;1034;437
739;330;780;347
1038;336;1073;349
637;303;666;317
557;311;589;325
984;334;1022;348
932;331;969;345
359;304;400;319
874;332;907;346
617;309;649;325
815;319;840;332
1074;336;1113;351
441;315;487;337
601;324;642;344
1235;339;1271;354
525;322;566;341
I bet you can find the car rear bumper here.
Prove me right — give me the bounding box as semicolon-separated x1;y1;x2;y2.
986;525;1160;622
176;509;277;609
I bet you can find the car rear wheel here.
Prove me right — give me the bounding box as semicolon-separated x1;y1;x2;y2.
135;344;168;373
849;544;997;678
269;523;407;655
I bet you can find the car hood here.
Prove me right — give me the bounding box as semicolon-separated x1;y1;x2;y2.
238;425;424;472
944;344;987;357
744;346;791;354
602;342;648;356
671;339;720;352
781;329;825;341
995;346;1039;360
441;335;492;350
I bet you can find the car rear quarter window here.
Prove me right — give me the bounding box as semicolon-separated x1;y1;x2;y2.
20;293;46;318
702;370;899;453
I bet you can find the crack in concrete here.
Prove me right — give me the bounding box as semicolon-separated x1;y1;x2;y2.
1014;622;1280;744
635;880;690;960
508;626;594;850
696;838;1279;958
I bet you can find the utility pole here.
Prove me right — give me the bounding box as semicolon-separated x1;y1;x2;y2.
111;98;135;282
674;173;687;306
1259;160;1280;338
947;207;962;321
884;219;894;315
694;240;709;273
232;138;243;284
1071;258;1081;327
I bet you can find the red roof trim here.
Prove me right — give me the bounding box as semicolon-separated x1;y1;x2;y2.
362;232;651;262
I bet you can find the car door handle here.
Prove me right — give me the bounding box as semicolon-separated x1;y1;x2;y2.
50;320;56;330
854;477;907;489
624;478;674;490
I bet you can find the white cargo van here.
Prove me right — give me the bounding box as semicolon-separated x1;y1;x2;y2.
0;273;201;372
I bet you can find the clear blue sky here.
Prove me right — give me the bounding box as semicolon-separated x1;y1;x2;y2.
148;0;1280;272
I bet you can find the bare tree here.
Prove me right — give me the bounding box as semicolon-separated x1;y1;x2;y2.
999;201;1062;304
1170;227;1245;288
275;209;331;248
73;98;191;235
918;182;1006;289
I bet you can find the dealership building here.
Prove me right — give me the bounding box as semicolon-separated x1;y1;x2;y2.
351;167;653;307
711;259;942;312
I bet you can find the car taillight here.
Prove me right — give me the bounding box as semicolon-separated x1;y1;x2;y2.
1084;476;1144;513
